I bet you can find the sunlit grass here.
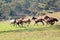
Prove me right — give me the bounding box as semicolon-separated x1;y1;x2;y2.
0;21;60;32
0;21;60;40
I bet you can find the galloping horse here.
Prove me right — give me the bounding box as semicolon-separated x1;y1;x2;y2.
10;19;16;26
10;19;23;27
16;19;23;27
32;17;45;25
44;16;58;25
21;17;31;26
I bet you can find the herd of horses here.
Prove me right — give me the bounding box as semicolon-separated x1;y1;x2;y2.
10;16;58;27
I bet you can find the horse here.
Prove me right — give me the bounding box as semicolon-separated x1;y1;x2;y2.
44;16;58;25
32;17;45;25
21;17;31;26
10;19;23;27
10;19;16;26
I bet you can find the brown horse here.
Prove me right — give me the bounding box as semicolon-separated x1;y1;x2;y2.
10;19;23;27
16;19;23;27
44;16;58;25
32;17;45;25
10;19;16;26
15;17;31;27
21;18;31;26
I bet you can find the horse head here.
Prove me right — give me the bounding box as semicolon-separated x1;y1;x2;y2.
44;16;50;20
32;17;37;20
53;18;58;22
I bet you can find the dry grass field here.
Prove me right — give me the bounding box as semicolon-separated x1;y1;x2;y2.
46;12;60;19
0;31;60;40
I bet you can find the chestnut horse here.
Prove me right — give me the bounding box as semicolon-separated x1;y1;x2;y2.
21;17;31;26
16;19;23;27
44;16;58;25
10;19;23;27
32;17;45;25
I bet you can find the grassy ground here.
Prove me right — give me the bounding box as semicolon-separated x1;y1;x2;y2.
0;31;60;40
0;12;60;40
0;20;60;32
0;20;60;40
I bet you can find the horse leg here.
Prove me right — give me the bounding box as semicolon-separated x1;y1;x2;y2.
45;21;49;25
27;23;29;27
34;22;38;26
21;23;23;27
10;23;13;27
28;22;30;27
47;22;49;24
10;23;15;28
37;23;38;26
41;21;44;25
13;23;15;26
16;22;20;27
50;22;54;25
18;23;20;27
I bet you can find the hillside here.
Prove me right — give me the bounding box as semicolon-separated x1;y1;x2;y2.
0;0;60;19
46;12;60;19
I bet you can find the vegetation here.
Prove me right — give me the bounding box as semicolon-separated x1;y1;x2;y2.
0;12;60;40
0;20;60;40
0;0;60;40
0;0;60;18
0;20;60;32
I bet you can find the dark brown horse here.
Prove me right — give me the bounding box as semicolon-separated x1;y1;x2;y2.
32;17;45;25
16;19;23;27
44;16;58;25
